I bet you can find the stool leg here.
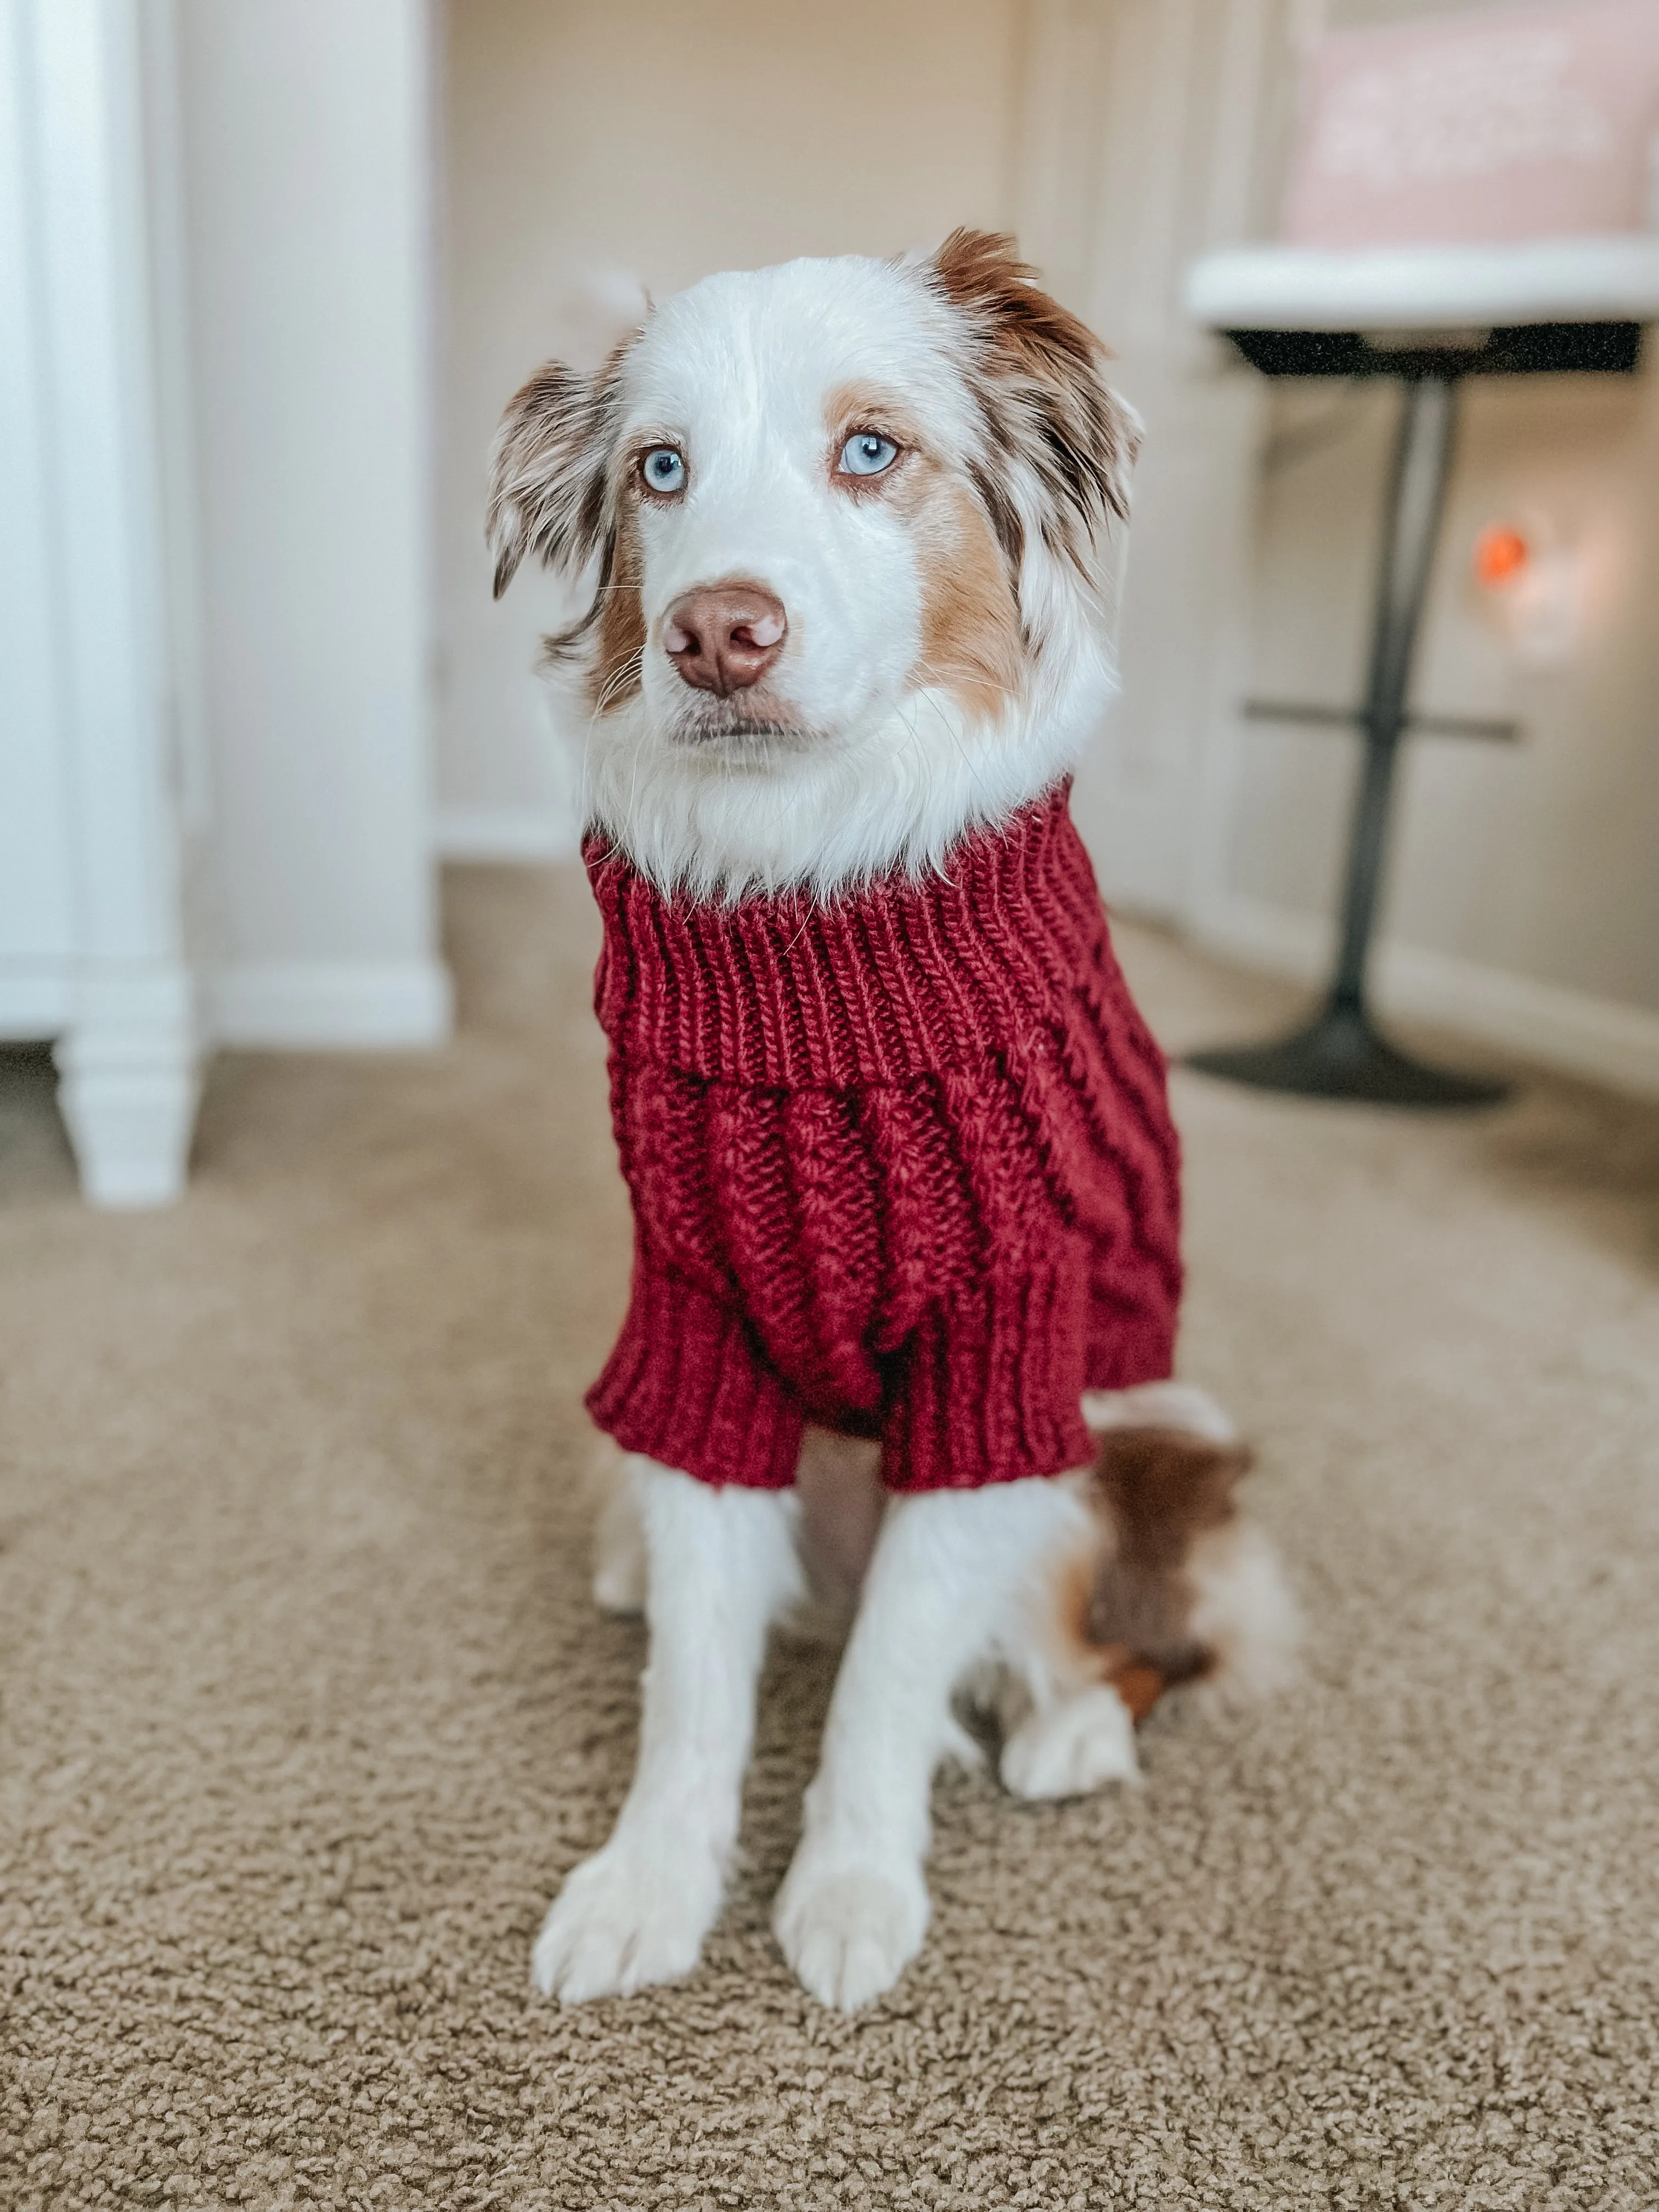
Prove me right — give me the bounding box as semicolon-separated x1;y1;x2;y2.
1189;375;1507;1107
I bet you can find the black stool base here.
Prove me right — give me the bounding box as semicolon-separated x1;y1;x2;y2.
1187;1003;1508;1108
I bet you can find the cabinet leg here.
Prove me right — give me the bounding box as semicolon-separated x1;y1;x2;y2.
55;966;200;1208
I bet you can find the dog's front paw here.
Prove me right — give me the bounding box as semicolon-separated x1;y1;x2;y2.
532;1833;722;2002
1000;1683;1141;1800
774;1855;929;2011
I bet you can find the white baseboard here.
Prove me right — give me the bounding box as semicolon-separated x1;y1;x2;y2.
204;958;453;1049
433;805;577;863
1190;893;1659;1102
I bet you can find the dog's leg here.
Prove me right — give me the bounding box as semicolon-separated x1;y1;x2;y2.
590;1441;647;1616
998;1385;1235;1798
533;1457;803;2002
1001;1397;1299;1794
774;1473;1090;2012
997;1652;1142;1802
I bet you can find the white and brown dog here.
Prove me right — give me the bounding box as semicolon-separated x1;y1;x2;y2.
489;233;1296;2012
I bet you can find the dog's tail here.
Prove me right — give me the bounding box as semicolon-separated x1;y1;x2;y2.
1073;1401;1301;1718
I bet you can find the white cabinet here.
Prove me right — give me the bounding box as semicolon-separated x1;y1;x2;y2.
0;0;198;1205
1;0;452;1205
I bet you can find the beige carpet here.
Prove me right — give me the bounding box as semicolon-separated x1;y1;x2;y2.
3;866;1657;2211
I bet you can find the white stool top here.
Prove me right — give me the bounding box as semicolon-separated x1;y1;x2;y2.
1186;236;1659;332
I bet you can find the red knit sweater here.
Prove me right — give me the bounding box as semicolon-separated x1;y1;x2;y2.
583;783;1182;1493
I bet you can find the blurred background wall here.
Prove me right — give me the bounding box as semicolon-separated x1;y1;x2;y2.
1223;0;1659;1062
1235;341;1659;1042
175;0;450;1047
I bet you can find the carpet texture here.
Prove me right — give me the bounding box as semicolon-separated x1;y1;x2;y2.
2;865;1656;2211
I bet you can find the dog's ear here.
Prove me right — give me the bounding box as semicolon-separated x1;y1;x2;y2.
486;351;624;600
927;229;1139;575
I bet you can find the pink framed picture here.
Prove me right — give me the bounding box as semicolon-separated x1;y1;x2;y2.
1282;0;1659;247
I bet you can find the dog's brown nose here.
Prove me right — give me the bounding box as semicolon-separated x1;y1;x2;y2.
662;583;787;696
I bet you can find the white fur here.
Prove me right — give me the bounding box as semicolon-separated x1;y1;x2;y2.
1000;1683;1141;1801
549;1455;1100;2008
972;1456;1146;1804
566;253;1122;898
589;1440;646;1616
773;1471;1097;2007
582;663;1109;902
551;1407;1294;2008
533;1460;803;2002
1081;1378;1241;1446
1188;1521;1304;1708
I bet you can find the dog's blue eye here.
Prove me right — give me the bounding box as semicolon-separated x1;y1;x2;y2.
838;432;898;478
642;447;685;493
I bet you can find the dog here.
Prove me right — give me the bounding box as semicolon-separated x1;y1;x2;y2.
488;232;1297;2012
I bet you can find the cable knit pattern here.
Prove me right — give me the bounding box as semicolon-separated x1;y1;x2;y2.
584;782;1182;1492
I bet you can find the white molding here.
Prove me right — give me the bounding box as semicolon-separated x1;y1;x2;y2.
204;958;453;1049
5;955;458;1052
433;805;577;864
1192;893;1659;1102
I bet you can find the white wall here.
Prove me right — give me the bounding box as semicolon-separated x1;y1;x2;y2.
176;0;449;1045
1232;374;1659;1006
435;0;1024;858
1197;0;1659;1083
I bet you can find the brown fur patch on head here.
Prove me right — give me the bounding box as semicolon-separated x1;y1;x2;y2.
927;229;1139;582
1048;1426;1254;1719
491;335;654;703
912;477;1024;721
487;335;634;599
589;499;645;714
822;379;1025;724
931;230;1109;390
